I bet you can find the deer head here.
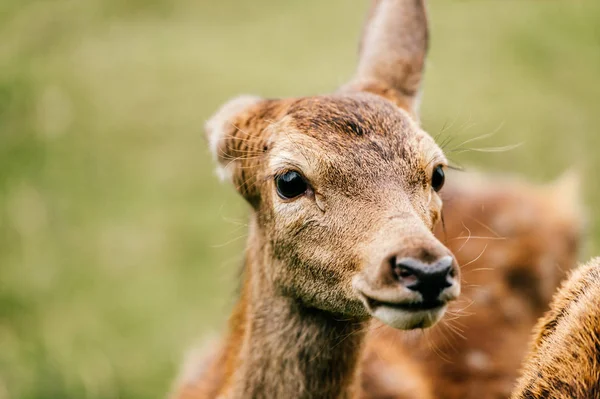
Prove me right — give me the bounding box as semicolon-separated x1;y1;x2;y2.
205;0;459;330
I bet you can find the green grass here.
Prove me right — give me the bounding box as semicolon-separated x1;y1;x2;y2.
1;0;599;397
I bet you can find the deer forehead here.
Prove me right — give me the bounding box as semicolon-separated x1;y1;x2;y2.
267;133;439;185
265;99;445;185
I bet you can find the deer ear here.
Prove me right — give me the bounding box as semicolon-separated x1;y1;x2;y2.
205;95;265;182
205;95;281;205
342;0;428;120
547;169;584;220
549;169;581;209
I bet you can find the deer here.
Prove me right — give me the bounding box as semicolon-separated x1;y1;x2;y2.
360;170;583;399
511;256;600;399
171;0;463;398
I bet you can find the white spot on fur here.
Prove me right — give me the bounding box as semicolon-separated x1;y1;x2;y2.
472;287;492;304
465;350;491;371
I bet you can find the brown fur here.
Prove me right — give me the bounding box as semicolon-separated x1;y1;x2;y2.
511;257;600;399
360;171;583;399
171;1;463;398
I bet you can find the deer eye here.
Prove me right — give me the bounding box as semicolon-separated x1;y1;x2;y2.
275;171;308;199
431;165;445;192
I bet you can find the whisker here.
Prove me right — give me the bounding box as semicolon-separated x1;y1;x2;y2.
465;267;494;273
457;222;472;253
466;215;504;238
451;142;523;154
452;236;506;241
443;320;467;341
447;162;465;172
461;244;489;268
451;121;505;148
211;233;248;248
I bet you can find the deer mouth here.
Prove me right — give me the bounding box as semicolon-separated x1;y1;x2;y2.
357;291;449;330
364;296;446;312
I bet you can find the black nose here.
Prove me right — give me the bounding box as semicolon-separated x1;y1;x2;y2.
391;256;456;302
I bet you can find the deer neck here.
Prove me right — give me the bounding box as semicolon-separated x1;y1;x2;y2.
221;221;367;399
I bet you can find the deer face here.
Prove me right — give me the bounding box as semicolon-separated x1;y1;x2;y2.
207;92;460;330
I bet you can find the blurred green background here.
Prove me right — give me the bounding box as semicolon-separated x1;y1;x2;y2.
1;0;599;397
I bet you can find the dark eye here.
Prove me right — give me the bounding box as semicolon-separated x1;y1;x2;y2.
275;171;308;199
431;165;445;192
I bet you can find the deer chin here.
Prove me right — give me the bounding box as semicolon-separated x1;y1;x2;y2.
365;298;448;329
353;282;459;330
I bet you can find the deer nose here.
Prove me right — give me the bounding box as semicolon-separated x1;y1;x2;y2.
391;256;456;303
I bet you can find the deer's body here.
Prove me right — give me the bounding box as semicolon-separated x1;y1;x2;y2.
361;171;583;399
511;257;600;399
172;0;465;398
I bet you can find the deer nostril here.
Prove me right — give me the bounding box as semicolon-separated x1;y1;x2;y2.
390;258;419;286
392;265;419;287
448;265;456;279
397;267;413;279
